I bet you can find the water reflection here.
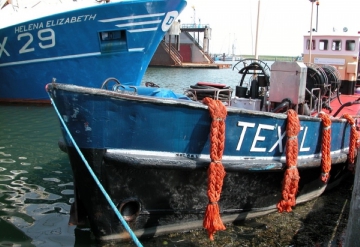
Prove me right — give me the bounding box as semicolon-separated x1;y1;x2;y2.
0;106;77;246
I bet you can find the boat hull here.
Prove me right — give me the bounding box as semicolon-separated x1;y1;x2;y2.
47;83;354;240
65;146;349;241
0;0;187;103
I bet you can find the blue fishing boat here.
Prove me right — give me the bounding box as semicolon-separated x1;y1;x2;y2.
0;0;186;103
46;58;360;242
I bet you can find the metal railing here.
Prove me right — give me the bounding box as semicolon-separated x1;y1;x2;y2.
180;23;210;29
161;41;183;65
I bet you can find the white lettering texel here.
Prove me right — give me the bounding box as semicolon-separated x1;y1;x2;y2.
236;121;255;151
300;126;310;152
250;124;275;152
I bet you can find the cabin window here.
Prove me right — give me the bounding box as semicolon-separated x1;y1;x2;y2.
306;39;315;50
319;39;328;50
345;40;356;51
99;30;128;53
332;40;342;51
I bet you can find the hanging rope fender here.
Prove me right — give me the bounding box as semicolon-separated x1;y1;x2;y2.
202;97;227;241
342;114;360;172
277;109;301;213
318;112;332;183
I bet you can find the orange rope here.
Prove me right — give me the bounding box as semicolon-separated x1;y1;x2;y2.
202;97;227;241
342;114;360;171
318;112;332;183
277;109;300;213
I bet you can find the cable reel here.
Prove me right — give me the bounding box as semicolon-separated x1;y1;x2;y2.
305;63;329;101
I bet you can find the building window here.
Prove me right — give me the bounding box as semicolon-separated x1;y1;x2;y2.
306;39;315;50
332;40;342;51
346;40;356;51
319;39;328;50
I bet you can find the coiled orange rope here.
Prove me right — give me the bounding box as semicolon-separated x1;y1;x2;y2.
202;97;227;240
277;109;300;213
342;114;360;171
318;112;332;183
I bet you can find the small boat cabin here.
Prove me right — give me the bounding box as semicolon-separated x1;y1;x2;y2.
302;33;360;94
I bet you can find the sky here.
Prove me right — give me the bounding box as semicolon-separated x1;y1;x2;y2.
178;0;360;56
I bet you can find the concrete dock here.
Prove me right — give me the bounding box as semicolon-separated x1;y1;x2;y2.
149;62;232;69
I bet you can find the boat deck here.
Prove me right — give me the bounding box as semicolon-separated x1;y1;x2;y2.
327;94;360;131
329;94;360;116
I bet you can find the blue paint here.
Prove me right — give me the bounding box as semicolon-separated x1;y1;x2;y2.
48;85;351;161
0;0;187;102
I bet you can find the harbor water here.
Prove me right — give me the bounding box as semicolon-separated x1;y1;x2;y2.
0;62;353;246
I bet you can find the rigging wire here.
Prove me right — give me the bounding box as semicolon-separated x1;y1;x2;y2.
48;93;143;247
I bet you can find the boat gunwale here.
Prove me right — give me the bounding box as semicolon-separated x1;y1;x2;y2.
46;83;348;124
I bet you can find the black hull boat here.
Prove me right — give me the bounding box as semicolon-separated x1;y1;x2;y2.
48;60;360;243
65;147;350;241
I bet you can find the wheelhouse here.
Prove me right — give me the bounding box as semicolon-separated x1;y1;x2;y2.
303;33;360;94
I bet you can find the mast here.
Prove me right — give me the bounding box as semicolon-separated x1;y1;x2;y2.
316;1;319;32
308;0;316;63
254;0;260;60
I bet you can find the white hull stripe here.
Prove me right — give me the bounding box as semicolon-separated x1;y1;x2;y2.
0;52;101;67
98;13;165;22
106;148;349;162
115;20;161;28
128;48;144;52
128;28;158;32
0;48;145;67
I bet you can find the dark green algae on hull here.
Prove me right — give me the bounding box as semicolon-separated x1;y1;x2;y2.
93;176;353;247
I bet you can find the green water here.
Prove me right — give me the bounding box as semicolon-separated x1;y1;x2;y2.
0;105;81;246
